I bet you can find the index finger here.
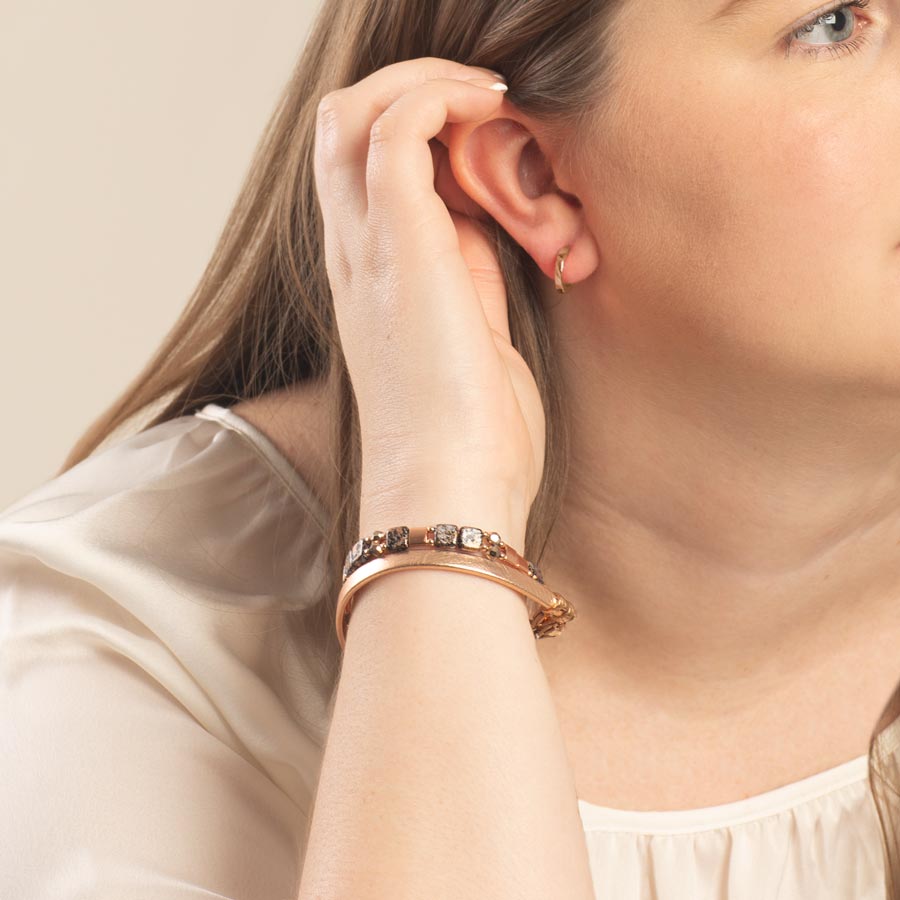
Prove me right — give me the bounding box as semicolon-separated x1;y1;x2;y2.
313;57;502;185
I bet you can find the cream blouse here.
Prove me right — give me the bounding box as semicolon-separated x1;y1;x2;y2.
0;401;895;899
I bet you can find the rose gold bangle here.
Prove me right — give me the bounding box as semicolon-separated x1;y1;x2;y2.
336;523;576;650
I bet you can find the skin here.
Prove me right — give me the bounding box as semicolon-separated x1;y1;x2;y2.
235;0;900;810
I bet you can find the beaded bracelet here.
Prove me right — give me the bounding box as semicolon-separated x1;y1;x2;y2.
335;523;577;650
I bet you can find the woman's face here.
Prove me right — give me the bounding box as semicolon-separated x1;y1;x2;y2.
570;0;900;394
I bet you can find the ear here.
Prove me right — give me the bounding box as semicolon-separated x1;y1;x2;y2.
441;104;600;292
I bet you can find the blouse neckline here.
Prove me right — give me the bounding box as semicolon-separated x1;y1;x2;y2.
575;753;870;835
193;402;330;536
192;400;899;836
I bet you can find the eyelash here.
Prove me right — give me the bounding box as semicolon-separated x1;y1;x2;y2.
784;0;873;60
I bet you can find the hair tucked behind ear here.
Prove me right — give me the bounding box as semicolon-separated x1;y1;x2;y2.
54;1;900;890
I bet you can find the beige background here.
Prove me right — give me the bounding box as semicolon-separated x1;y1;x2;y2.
1;2;319;512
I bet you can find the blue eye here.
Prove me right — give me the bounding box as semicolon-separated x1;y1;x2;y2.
784;0;872;60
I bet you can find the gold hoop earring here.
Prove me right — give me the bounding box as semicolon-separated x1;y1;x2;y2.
555;246;571;294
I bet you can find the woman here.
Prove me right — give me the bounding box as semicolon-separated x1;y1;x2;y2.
3;0;900;897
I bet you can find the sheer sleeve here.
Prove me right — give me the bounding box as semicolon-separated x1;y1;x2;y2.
0;554;304;900
0;410;336;900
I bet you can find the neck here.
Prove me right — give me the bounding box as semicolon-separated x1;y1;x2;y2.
535;298;900;736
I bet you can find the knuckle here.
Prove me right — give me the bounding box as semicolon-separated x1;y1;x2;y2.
316;89;344;122
314;92;345;164
368;112;397;148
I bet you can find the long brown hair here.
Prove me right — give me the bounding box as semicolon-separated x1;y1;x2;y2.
55;0;900;890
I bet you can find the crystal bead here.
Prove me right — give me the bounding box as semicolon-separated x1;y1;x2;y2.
386;526;410;551
459;527;483;550
434;523;459;547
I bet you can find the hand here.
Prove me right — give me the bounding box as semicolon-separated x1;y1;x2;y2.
313;58;546;538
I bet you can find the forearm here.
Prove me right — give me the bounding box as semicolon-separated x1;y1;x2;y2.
297;560;594;899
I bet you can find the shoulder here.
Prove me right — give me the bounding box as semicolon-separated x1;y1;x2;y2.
229;378;338;518
0;406;330;613
0;401;335;867
0;430;324;896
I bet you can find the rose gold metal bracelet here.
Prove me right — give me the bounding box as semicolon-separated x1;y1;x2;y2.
335;523;576;650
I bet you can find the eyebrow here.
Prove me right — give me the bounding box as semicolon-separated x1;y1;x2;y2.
708;0;770;23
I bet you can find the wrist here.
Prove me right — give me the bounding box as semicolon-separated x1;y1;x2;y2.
358;483;529;552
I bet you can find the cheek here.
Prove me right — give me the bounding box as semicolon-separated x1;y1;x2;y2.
597;71;898;385
721;93;882;270
645;86;875;287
